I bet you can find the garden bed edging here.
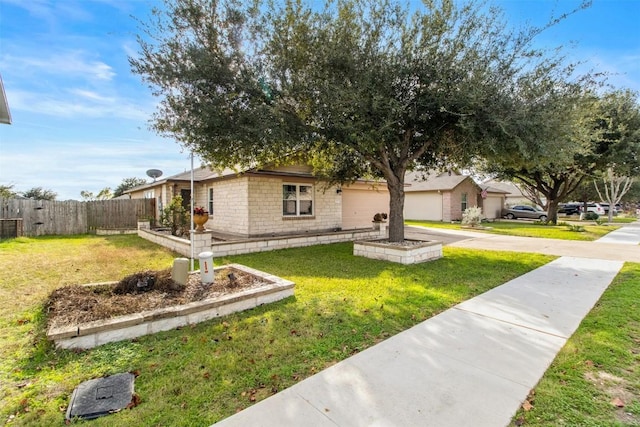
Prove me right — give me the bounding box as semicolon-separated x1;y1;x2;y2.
47;264;294;350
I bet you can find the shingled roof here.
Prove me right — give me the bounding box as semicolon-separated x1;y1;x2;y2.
405;170;474;192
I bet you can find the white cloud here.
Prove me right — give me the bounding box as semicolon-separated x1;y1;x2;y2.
5;88;151;120
4;52;115;82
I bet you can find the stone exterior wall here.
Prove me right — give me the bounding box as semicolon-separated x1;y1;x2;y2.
246;176;341;236
200;178;250;235
441;191;453;222
447;180;480;222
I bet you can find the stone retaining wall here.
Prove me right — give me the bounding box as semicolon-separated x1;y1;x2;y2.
137;220;385;258
354;239;443;264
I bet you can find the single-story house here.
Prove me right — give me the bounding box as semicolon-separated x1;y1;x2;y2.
481;179;529;206
127;163;389;237
404;171;507;221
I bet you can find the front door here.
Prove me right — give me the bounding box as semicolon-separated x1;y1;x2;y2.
180;189;191;211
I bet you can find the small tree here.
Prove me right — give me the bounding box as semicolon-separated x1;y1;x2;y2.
594;168;635;222
114;177;148;197
0;184;18;199
80;187;113;201
160;195;189;236
22;187;57;201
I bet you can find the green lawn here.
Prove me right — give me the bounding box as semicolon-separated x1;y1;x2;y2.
406;219;618;240
1;235;552;426
510;263;640;426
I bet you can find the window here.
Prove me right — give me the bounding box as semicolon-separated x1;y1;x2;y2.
461;193;468;211
143;190;154;199
208;188;214;215
283;184;314;216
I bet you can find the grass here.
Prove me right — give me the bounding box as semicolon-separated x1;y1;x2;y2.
406;219;618;240
510;263;640;427
0;235;553;426
611;216;638;224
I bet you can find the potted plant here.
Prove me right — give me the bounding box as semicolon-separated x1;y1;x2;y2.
193;206;209;232
372;212;388;231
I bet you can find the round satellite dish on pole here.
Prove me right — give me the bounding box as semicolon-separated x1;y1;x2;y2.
146;169;163;182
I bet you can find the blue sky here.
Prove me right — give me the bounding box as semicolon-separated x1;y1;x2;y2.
0;0;638;200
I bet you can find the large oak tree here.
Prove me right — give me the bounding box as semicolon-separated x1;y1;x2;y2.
131;0;586;241
483;88;640;224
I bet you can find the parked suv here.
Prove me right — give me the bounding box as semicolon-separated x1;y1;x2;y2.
600;203;619;215
579;202;605;216
557;203;580;216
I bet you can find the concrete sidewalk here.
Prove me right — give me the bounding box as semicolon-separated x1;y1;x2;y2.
212;224;638;426
406;224;640;263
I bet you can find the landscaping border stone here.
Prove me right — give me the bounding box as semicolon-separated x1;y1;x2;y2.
353;239;443;264
47;264;294;350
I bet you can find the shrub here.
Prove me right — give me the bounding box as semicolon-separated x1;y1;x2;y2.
160;195;189;236
584;212;599;221
462;206;483;227
566;224;585;232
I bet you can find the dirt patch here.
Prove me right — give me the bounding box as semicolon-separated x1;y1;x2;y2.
584;370;640;424
45;267;268;330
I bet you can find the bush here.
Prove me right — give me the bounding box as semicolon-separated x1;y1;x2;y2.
462;206;483;227
584;212;599;220
160;195;189;236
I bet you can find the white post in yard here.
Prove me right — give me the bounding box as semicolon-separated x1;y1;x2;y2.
190;152;195;271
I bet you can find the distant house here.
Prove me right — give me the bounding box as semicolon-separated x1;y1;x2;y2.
127;163;389;238
482;179;529;206
404;171;507;221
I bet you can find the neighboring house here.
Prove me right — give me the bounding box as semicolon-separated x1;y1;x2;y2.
127;163;389;237
482;179;529;206
404;171;507;221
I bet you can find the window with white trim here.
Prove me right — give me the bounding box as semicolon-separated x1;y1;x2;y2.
143;190;154;199
208;188;214;215
283;184;314;216
461;193;468;211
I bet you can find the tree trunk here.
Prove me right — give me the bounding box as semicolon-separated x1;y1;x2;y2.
386;174;406;243
547;199;560;224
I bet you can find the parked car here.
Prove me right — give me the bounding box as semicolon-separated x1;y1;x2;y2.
557;203;580;216
579;202;605;216
502;205;548;221
599;203;619;215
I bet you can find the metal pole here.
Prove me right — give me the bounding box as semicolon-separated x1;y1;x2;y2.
190;152;195;271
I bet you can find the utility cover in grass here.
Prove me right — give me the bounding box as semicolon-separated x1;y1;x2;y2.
66;372;136;421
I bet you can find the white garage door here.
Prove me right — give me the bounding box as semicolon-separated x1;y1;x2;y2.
482;195;503;219
341;188;389;229
405;192;443;221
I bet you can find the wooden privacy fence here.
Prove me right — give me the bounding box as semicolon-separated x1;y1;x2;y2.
0;198;156;238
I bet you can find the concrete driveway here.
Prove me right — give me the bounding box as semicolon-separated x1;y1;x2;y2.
406;223;640;263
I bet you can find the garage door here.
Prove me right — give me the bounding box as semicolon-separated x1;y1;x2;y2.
341;188;389;229
404;192;443;221
482;195;503;219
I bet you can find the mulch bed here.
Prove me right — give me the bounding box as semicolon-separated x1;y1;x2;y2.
45;267;268;330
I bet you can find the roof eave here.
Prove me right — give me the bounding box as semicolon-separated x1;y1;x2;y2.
0;74;12;125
